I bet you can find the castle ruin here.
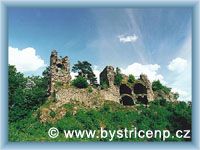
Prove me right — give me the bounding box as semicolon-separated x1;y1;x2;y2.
100;66;115;87
49;50;71;94
48;50;176;107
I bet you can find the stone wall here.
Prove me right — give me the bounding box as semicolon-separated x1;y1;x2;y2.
49;50;71;94
138;74;154;102
47;51;177;106
54;86;120;108
100;66;115;87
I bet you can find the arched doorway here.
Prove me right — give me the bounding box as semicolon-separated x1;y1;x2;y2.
133;83;147;94
120;84;132;95
120;94;135;106
133;82;148;105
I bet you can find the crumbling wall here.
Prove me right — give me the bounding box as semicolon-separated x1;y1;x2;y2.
132;74;154;104
119;84;135;106
49;50;71;94
139;74;154;102
100;66;115;87
47;50;176;107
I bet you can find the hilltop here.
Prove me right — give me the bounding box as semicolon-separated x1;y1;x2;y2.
8;50;191;142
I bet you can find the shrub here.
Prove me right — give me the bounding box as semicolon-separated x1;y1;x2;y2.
87;86;93;93
152;80;171;94
100;81;109;89
56;117;83;130
114;67;123;86
50;110;56;118
55;81;63;89
128;74;135;84
72;76;88;88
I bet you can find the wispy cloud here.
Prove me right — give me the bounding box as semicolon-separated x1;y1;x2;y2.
118;34;138;43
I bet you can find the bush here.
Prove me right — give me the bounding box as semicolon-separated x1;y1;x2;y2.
100;81;109;89
152;80;171;94
50;110;56;118
72;76;88;88
54;81;63;89
128;74;135;84
87;86;93;93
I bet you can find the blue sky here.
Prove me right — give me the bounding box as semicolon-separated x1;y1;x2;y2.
8;7;192;101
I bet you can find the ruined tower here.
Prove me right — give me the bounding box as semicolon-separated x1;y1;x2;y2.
132;74;154;104
100;66;115;87
49;50;71;94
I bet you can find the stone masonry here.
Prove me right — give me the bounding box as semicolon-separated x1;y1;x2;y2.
49;50;71;94
100;66;115;87
139;74;154;102
48;50;176;106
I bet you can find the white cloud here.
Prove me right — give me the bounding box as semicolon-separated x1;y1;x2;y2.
168;57;187;73
70;72;78;80
121;63;165;83
9;46;46;73
171;87;191;101
118;34;138;43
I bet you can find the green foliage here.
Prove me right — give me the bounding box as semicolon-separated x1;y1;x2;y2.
8;65;191;142
114;67;123;86
128;74;135;84
9;99;191;142
72;61;97;85
8;65;48;122
42;66;50;83
50;110;56;118
9;65;26;108
72;76;88;88
54;81;63;89
174;92;179;99
87;86;93;93
100;81;109;89
51;90;57;102
152;80;171;94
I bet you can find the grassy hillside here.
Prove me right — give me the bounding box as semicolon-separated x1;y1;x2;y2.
8;65;191;142
9;99;191;142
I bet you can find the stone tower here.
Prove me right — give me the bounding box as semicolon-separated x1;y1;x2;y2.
139;74;154;102
132;74;154;104
100;66;115;87
49;50;71;94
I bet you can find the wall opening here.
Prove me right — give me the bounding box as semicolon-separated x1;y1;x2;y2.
121;95;135;106
133;83;147;94
137;95;148;105
120;84;132;95
56;63;63;69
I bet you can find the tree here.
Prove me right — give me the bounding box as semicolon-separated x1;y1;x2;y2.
114;67;123;86
72;61;97;85
128;74;135;84
9;65;26;109
42;66;50;83
9;65;48;122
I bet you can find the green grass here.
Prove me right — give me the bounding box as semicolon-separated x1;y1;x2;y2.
9;100;191;142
